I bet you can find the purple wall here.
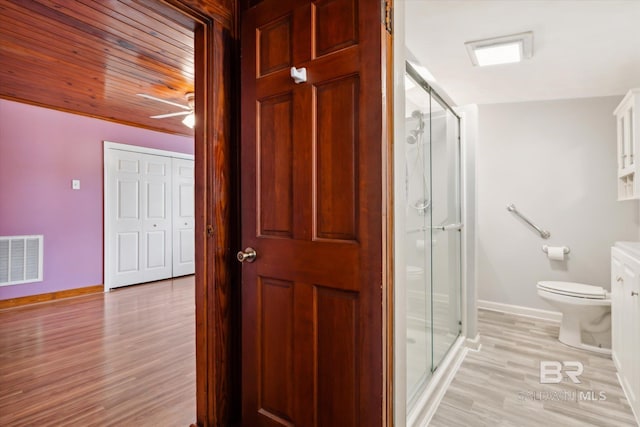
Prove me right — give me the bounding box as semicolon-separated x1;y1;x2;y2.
0;99;193;300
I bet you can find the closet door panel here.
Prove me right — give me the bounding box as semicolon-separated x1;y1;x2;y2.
172;158;195;276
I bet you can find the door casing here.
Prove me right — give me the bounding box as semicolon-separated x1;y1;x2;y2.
162;0;394;425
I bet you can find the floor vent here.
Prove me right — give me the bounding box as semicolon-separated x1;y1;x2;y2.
0;235;43;286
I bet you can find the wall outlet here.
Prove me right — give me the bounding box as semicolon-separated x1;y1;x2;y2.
72;179;80;190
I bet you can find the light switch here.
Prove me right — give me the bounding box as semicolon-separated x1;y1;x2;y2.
72;179;81;190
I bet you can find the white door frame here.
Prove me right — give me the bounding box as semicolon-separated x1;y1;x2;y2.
103;141;194;292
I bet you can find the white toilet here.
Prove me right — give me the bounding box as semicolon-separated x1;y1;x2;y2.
537;281;611;354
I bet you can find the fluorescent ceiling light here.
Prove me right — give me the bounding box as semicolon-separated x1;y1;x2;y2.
474;43;521;66
465;32;533;67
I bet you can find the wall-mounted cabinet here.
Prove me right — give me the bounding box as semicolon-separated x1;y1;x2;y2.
614;89;640;200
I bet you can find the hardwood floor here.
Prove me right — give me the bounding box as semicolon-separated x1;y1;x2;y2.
0;277;195;427
431;309;637;427
4;285;635;426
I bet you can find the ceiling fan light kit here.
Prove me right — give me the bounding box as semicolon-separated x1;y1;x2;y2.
138;92;195;129
182;113;195;129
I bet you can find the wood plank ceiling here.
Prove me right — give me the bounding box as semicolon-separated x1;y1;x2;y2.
0;0;196;136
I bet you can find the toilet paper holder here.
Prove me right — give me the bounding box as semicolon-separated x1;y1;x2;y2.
542;245;570;255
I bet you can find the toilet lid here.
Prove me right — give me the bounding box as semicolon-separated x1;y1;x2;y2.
537;281;607;299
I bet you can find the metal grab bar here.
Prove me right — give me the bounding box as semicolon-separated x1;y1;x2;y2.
506;204;550;239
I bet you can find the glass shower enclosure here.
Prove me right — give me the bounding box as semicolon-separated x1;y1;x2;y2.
402;62;462;407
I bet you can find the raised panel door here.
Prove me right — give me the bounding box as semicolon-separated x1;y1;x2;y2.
172;158;195;276
240;0;383;425
141;154;172;282
107;149;173;288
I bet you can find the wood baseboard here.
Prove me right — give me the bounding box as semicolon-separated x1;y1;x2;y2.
0;285;104;310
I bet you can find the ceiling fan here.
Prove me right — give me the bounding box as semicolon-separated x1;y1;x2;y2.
137;92;195;129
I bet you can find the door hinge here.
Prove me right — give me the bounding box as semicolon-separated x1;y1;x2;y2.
383;0;392;35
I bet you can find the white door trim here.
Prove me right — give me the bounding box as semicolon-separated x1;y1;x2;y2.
103;141;194;292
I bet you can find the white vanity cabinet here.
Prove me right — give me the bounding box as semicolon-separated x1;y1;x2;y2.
611;243;640;423
614;89;640;200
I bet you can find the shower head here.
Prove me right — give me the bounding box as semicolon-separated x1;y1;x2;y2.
407;128;422;144
411;110;425;133
411;110;424;119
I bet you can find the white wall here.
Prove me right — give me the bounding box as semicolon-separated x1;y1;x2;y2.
459;105;478;339
477;96;639;310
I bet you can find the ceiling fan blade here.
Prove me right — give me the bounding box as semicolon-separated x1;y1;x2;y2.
137;93;191;110
150;111;192;119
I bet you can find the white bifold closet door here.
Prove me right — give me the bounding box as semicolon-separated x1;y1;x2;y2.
108;150;173;288
172;158;195;277
105;147;194;289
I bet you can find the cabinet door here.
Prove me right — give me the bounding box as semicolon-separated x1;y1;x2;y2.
629;273;640;413
627;107;635;168
619;115;628;169
618;262;640;396
621;259;639;409
611;254;625;371
612;247;640;421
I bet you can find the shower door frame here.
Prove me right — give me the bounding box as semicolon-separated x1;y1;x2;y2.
404;60;464;412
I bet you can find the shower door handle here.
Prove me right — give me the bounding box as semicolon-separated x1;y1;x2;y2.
443;223;464;231
430;223;464;231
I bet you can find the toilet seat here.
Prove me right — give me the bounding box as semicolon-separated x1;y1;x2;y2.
537;281;606;299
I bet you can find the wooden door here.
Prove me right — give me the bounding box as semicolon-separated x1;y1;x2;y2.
240;0;384;425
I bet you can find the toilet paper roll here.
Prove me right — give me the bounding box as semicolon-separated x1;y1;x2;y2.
547;246;566;261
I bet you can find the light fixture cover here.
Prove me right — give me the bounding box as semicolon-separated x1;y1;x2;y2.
182;113;195;129
465;32;533;67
